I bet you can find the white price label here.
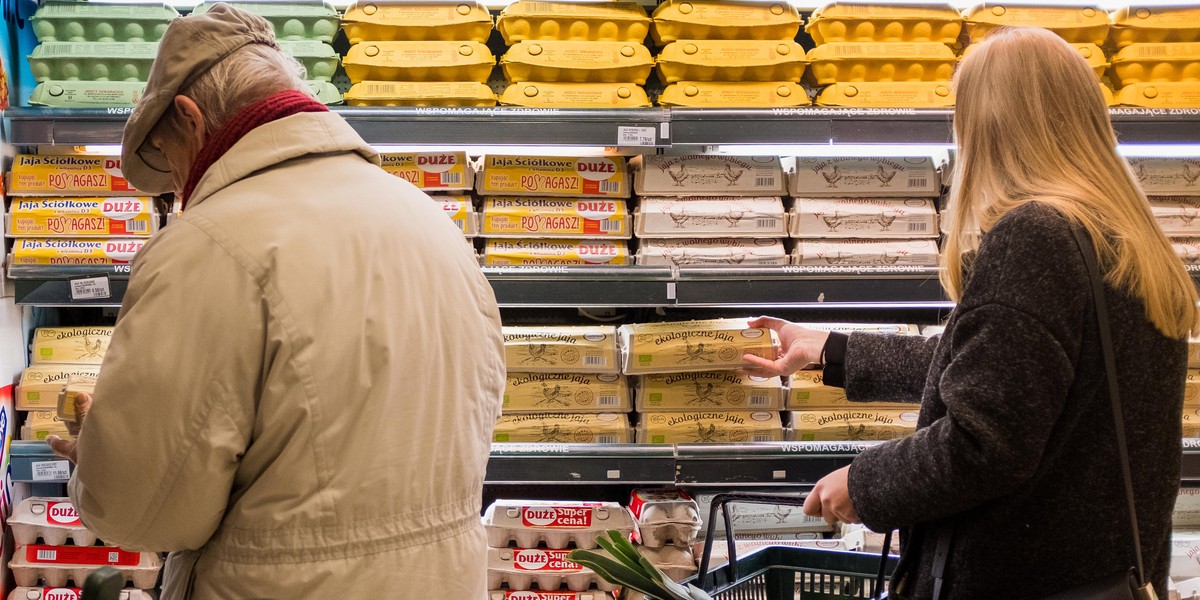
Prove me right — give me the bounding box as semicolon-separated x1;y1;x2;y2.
69;276;111;301
31;460;71;482
617;125;656;147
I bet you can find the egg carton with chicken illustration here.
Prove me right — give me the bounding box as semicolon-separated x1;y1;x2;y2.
487;547;617;592
629;489;701;549
10;545;162;589
792;239;939;268
789;157;942;198
636;238;789;267
633;155;787;198
1151;197;1200;236
10;589;153;600
342;1;493;44
634;197;787;239
488;592;615;600
8;499;98;547
502;326;620;375
483;500;636;550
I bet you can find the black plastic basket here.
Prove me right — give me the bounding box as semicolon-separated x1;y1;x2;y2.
688;492;899;600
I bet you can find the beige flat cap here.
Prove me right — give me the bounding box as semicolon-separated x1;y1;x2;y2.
121;3;279;193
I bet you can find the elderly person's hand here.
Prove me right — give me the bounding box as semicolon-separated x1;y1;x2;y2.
804;466;861;524
47;392;92;464
742;316;831;377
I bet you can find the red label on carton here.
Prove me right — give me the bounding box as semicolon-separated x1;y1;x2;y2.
46;501;82;526
512;548;583;572
521;506;594;528
27;545;140;567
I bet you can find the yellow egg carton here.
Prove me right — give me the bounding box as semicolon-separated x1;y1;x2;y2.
786;371;915;409
1116;82;1200;107
655;40;806;84
430;195;478;237
651;0;802;46
502;41;653;84
1112;43;1200;86
493;412;632;443
379;152;473;191
805;3;962;45
1111;6;1200;49
484;239;630;266
806;42;956;85
639;411;783;444
499;82;651;108
31;327;113;366
343;42;494;84
815;82;953;107
788;409;919;441
963;4;1110;45
477;155;630;198
342;1;493;44
504;372;631;413
658;81;810;107
503;325;620;374
963;42;1107;79
482;198;631;239
636;371;785;412
497;1;651;44
344;82;496;107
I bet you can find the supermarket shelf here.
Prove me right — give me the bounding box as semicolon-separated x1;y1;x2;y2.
7;106;1200;147
487;443;676;485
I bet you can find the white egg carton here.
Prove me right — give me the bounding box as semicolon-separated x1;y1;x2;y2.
488;592;614;600
484;500;635;550
8;499;99;547
628;489;701;549
10;545;162;589
9;588;154;600
487;547;617;592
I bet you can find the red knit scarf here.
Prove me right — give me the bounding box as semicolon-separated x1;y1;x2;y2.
180;89;328;208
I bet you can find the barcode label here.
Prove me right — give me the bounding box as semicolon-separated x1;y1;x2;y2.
440;172;462;185
599;181;621;194
908;178;929;188
37;550;56;561
600;219;623;233
752;433;774;442
755;176;776;187
908;222;929;232
749;394;771;406
125;219;148;232
583;355;607;366
756;218;779;229
597;395;620;406
597;435;619;443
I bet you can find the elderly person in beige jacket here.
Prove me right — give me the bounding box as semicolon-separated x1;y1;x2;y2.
45;5;506;599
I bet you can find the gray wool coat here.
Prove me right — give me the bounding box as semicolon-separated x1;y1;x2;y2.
834;202;1185;599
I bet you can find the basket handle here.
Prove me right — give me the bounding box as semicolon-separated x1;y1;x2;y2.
695;492;811;591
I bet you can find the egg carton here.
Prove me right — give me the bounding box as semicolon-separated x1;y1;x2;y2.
651;0;802;46
806;42;957;85
1111;5;1200;49
343;42;495;84
487;547;618;592
502;41;653;85
10;545;162;589
342;1;494;45
31;2;178;43
8;499;98;547
489;592;613;600
657;81;810;108
483;500;635;550
497;1;651;44
629;489;701;549
499;83;651;108
28;43;158;83
1112;43;1200;87
344;82;496;107
805;3;962;45
9;589;153;600
654;41;806;84
190;2;338;43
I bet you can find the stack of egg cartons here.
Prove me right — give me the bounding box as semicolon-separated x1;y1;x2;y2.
961;4;1113;104
484;499;632;599
477;155;633;267
25;2;177;108
622;318;785;444
190;1;342;105
628;489;701;583
5;153;153;279
787;156;941;270
16;326;112;442
494;326;633;444
650;0;806;108
784;323;922;442
377;151;479;240
342;1;496;107
497;0;653;108
632;155;790;266
7;497;161;596
1110;5;1200;109
803;3;960;108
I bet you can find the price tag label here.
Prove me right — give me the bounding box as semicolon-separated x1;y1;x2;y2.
617;125;656;147
69;276;111;301
31;460;71;482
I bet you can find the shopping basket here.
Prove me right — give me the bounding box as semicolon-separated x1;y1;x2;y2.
687;492;899;600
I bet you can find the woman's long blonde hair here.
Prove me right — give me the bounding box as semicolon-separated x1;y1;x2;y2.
942;26;1200;338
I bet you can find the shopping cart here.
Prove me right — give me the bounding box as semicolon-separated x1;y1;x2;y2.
688;492;898;600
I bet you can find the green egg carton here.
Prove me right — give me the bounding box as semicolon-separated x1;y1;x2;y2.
28;42;158;83
307;80;343;105
28;80;147;107
31;2;179;43
190;2;339;43
277;40;339;82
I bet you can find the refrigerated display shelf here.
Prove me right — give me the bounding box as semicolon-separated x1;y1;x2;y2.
6;107;1200;147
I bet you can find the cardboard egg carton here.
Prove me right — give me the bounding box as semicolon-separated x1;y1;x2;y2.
343;42;495;84
342;1;493;44
629;489;701;549
487;547;617;592
9;589;153;600
488;592;614;600
634;197;787;238
790;157;941;198
30;2;178;43
504;373;631;413
380;153;473;192
502;326;619;375
633;155;787;198
618;319;776;375
483;500;635;550
191;1;339;43
805;3;962;45
651;0;801;45
31;327;113;366
8;499;97;547
496;1;651;44
502;41;653;85
636;238;789;267
343;82;496;107
10;545;162;589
